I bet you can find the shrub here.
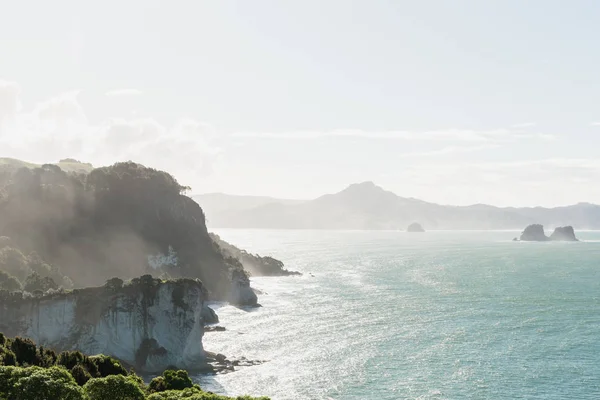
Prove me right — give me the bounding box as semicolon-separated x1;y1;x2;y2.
149;369;194;393
70;364;93;386
0;270;21;291
89;354;128;377
9;337;38;366
10;366;86;400
83;374;146;400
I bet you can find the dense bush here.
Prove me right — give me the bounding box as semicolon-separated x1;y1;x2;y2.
83;375;146;400
0;333;269;400
0;270;21;291
149;369;195;393
0;161;244;299
1;366;86;400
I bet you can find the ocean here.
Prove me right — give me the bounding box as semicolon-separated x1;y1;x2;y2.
197;230;600;399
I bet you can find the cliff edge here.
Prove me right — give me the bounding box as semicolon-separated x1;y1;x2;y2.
0;275;207;372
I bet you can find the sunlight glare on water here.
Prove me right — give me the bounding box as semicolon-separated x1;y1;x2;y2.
197;230;600;400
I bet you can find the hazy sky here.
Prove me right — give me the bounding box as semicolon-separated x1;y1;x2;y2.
2;0;600;207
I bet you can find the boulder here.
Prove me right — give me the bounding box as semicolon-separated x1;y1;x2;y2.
407;222;425;232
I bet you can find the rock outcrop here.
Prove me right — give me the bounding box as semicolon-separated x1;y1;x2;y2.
549;226;579;241
519;224;578;241
519;224;549;241
212;233;301;277
407;222;425;232
0;276;208;372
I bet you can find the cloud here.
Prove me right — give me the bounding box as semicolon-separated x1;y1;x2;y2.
511;122;536;128
397;144;500;158
105;88;143;97
0;83;220;188
590;122;600;126
232;128;554;143
0;80;21;126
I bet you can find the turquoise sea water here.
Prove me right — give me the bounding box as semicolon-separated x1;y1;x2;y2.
198;230;600;399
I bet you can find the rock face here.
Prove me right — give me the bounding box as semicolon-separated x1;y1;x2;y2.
549;226;578;241
519;224;549;241
0;276;208;372
407;222;425;232
519;224;578;241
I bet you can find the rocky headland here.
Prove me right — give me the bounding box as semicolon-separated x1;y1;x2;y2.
211;233;301;276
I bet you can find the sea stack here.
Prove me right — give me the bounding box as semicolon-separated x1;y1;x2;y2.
407;222;425;232
519;224;549;241
518;224;579;241
549;226;579;241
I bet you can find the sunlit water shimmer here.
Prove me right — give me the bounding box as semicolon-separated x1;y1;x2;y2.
197;230;600;399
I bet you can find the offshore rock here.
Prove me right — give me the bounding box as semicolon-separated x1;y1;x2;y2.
519;224;579;241
519;224;549;241
0;276;207;372
202;304;219;324
549;226;579;241
407;222;425;232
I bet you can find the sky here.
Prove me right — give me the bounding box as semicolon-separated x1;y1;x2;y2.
2;0;600;207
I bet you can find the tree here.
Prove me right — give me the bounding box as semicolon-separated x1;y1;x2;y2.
10;366;86;400
149;369;194;393
0;247;29;281
23;272;58;293
0;270;21;291
83;374;146;400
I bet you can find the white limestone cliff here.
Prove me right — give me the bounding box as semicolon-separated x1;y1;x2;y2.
0;276;209;372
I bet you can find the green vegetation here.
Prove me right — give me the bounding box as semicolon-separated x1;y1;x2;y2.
0;333;269;400
0;161;248;301
211;234;299;277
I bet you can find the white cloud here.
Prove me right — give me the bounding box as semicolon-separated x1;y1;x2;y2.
0;83;220;189
397;144;500;158
0;80;21;127
233;128;554;143
105;88;143;97
590;122;600;126
511;122;536;128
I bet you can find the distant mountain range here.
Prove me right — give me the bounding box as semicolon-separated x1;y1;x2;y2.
194;182;600;230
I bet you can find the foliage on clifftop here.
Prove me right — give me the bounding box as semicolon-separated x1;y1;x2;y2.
0;333;269;400
0;161;246;300
210;234;300;277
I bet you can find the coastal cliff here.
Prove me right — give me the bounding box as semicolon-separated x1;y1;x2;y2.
211;234;300;277
0;161;258;306
0;276;207;372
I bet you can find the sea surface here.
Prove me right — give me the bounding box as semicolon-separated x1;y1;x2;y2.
197;230;600;399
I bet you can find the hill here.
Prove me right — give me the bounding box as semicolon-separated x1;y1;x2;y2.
0;157;94;174
0;161;257;305
194;182;600;230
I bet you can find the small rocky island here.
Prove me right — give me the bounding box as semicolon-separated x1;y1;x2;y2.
516;224;579;241
407;222;425;232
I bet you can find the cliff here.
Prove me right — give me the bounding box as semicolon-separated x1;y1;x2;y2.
0;276;208;372
0;161;257;306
